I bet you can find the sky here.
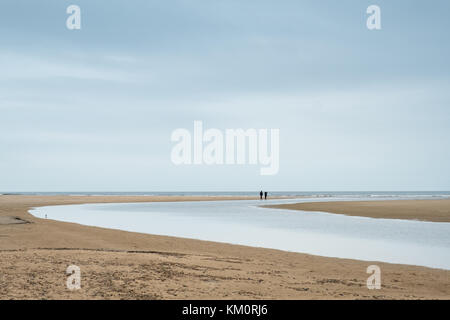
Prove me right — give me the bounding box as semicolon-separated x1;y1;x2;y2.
0;0;449;192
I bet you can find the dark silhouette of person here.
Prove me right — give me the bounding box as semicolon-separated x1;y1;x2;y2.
264;192;268;200
259;190;263;200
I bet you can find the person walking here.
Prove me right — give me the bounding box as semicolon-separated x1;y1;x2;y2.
259;190;263;200
264;191;268;200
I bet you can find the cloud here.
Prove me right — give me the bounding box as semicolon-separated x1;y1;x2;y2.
0;0;449;190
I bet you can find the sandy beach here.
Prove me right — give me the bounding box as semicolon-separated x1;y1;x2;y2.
0;195;449;300
266;199;450;222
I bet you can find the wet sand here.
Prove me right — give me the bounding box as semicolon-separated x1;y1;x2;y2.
266;199;450;222
0;195;449;299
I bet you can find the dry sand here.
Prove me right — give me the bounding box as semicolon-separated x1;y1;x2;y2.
266;199;450;222
0;195;449;300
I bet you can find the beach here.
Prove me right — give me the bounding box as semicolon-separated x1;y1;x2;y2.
0;195;449;300
266;199;450;222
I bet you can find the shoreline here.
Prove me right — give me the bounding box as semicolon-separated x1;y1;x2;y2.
1;195;449;299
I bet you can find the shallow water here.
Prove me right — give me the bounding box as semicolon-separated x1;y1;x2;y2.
29;197;450;269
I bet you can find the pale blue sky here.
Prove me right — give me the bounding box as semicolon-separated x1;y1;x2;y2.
1;0;449;191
